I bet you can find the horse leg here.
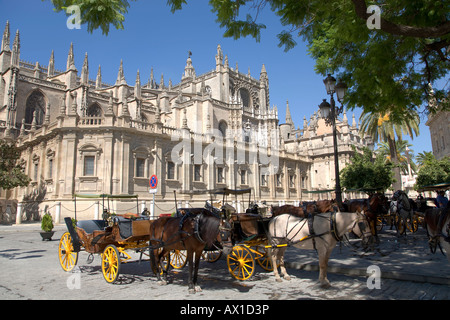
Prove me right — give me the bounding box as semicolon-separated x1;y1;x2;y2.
276;246;290;281
269;247;281;282
157;249;168;285
150;247;160;279
318;247;332;288
192;248;203;293
186;250;196;294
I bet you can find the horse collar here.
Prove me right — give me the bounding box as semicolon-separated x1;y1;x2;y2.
330;212;342;242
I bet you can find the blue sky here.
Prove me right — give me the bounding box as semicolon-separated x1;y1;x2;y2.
0;1;436;158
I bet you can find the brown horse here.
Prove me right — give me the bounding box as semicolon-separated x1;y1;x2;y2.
344;193;389;238
149;208;221;293
424;207;450;262
272;205;308;218
272;200;339;218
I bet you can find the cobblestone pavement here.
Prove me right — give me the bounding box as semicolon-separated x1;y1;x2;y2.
0;224;449;301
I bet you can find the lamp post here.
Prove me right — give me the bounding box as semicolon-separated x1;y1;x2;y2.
318;74;348;208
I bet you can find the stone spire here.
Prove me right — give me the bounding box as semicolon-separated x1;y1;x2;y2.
182;54;196;80
285;100;294;127
59;92;67;116
80;52;89;85
215;44;223;69
134;69;141;99
48;50;55;77
10;30;20;67
149;67;155;88
2;21;10;52
160;73;165;90
95;65;102;90
66;42;76;71
260;64;267;81
116;59;126;85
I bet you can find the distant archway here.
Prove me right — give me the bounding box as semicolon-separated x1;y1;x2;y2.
25;90;46;126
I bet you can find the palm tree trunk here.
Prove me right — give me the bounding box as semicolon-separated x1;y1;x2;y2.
388;137;402;191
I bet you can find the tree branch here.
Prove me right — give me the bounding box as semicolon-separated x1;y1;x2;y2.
352;0;450;38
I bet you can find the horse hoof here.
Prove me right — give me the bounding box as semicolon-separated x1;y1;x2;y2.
195;285;202;293
320;281;331;289
275;277;283;283
283;275;291;281
189;288;196;294
158;280;167;286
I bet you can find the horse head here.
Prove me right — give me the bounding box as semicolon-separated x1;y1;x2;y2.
196;209;222;247
350;212;374;247
369;193;389;215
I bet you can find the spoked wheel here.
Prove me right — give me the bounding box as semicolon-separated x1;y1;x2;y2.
227;245;255;281
170;250;187;269
202;249;222;263
58;232;79;272
102;245;121;284
254;246;274;271
376;216;384;232
395;216;407;235
157;248;170;275
396;216;418;234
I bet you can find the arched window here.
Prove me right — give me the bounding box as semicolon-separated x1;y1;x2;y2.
86;103;102;117
25;90;46;127
239;88;250;109
85;103;102;125
218;121;227;138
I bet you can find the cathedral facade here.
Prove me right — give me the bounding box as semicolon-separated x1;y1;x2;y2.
0;22;373;223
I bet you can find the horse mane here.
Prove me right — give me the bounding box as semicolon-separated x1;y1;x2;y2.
197;209;221;247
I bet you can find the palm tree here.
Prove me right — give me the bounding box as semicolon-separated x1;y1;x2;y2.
377;140;417;175
416;151;435;167
359;109;420;190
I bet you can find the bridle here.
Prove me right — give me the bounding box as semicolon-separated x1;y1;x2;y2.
350;211;373;240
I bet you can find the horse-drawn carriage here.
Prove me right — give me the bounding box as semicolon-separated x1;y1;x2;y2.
58;194;152;284
213;188;274;281
150;188;275;288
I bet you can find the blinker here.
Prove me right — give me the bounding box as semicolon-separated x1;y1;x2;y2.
358;222;366;232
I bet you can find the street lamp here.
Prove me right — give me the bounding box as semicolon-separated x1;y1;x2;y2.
318;74;348;208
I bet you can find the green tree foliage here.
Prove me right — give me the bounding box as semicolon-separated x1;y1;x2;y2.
45;0;135;35
359;109;419;189
415;155;450;189
416;151;435;167
0;139;31;190
340;147;394;193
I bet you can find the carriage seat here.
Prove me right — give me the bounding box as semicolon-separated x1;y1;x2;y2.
231;213;261;238
77;220;107;234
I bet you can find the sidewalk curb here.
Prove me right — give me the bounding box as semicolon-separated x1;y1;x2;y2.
286;261;450;286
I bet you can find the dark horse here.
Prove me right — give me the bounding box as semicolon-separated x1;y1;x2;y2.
272;200;339;218
149;207;221;293
344;193;389;238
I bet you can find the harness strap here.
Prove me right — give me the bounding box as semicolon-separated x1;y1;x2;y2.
330;212;342;242
307;214;317;250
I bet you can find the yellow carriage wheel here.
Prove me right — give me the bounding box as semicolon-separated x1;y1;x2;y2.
170;250;187;269
102;245;121;284
227;245;255;281
58;232;78;272
202;249;222;263
254;246;274;272
376;216;384;232
396;216;406;235
410;216;419;233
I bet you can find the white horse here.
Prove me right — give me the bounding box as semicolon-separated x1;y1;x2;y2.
268;211;372;288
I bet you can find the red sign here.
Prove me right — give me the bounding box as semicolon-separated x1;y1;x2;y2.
149;175;158;189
